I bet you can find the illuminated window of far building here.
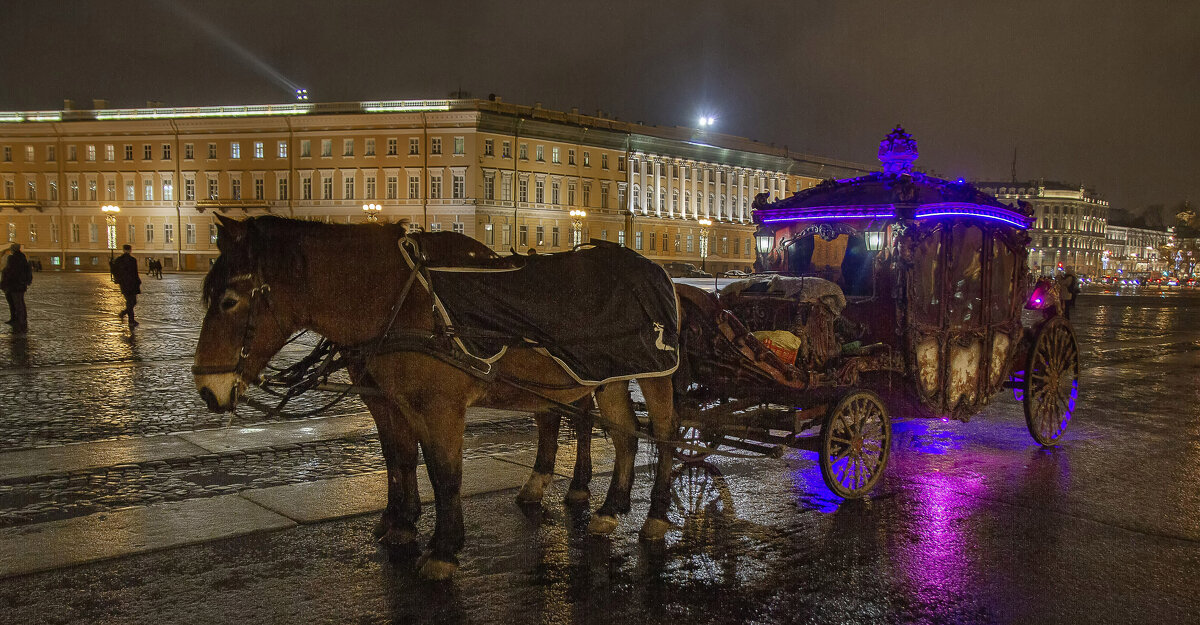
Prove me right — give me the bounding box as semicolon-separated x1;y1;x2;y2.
277;141;287;158
386;176;397;199
536;145;544;162
145;223;155;243
452;222;464;234
104;144;115;161
452;174;464;199
343;139;353;157
550;147;559;163
86;145;96;161
519;143;528;160
186;223;196;244
536;225;544;246
230;142;241;159
300;140;311;157
164;223;174;244
321;140;332;157
453;137;464;155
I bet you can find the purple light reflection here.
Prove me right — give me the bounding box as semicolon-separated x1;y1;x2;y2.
896;470;989;599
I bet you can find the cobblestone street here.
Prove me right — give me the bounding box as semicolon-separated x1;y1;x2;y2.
0;275;1198;624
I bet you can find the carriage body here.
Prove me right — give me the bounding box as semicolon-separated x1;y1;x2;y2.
674;127;1080;497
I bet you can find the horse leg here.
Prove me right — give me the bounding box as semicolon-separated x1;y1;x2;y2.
516;409;561;504
414;406;467;580
565;401;594;504
348;364;420;550
637;375;679;541
588;382;638;535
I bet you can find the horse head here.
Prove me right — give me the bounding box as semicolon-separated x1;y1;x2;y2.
193;214;305;412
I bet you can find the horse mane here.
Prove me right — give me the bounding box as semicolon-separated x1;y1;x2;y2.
202;216;409;305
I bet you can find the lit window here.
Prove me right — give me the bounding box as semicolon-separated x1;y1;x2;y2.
343;139;354;156
321;140;332;157
231;142;241;159
453;137;464;155
254;142;264;158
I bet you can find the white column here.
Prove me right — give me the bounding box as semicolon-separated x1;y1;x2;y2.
654;159;662;217
667;160;676;219
714;168;723;222
701;167;710;219
639;157;649;215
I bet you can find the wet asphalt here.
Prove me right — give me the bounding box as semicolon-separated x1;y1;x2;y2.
0;276;1198;624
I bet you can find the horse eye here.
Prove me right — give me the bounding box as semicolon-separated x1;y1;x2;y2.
221;297;239;312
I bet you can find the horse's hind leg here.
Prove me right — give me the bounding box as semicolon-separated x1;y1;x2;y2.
589;382;638;535
638;375;678;542
517;409;561;504
349;364;420;551
565;402;594;504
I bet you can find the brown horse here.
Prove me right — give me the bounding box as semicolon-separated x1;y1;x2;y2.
193;215;679;580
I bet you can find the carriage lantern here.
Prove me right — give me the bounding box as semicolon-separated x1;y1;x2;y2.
754;227;775;255
863;227;886;251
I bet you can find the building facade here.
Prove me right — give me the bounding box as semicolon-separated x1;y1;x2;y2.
1102;225;1174;276
0;99;870;273
977;181;1108;277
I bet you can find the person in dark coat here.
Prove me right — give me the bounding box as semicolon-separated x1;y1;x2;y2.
110;244;142;328
1;243;33;333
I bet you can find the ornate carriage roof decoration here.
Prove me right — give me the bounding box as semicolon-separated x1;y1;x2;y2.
751;126;1033;229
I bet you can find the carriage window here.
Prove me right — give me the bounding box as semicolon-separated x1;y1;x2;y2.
989;235;1018;322
946;224;984;327
909;227;943;323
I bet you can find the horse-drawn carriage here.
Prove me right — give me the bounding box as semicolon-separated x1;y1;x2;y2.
667;125;1079;497
191;127;1079;578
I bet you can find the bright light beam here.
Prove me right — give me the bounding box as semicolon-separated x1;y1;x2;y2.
154;0;304;98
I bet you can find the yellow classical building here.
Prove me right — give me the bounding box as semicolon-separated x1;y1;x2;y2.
0;98;870;273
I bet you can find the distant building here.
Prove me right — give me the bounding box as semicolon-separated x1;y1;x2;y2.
1103;225;1174;275
0;98;870;272
976;181;1108;276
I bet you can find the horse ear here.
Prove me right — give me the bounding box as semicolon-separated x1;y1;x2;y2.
214;214;247;250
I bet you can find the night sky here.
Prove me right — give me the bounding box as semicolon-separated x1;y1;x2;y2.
3;1;1196;211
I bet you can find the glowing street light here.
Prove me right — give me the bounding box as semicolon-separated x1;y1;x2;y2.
362;203;382;222
698;218;712;271
295;88;309;101
569;209;587;247
101;205;120;260
698;115;716;128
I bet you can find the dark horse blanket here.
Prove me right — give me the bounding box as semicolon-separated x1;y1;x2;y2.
403;240;680;385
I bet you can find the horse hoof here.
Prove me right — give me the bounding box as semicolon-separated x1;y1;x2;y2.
378;527;419;550
418;556;459;581
373;516;389;539
639;517;672;542
588;514;619;535
515;473;552;504
564;488;591;505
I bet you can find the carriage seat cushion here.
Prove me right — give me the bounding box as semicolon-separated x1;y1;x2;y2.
412;241;680;385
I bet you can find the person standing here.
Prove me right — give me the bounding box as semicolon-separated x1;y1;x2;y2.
0;243;33;333
111;244;142;328
1057;267;1081;320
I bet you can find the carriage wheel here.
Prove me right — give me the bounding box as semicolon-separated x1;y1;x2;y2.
1023;317;1079;446
673;426;718;463
818;389;891;498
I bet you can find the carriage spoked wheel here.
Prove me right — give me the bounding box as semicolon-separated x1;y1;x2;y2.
673;426;720;463
1023;316;1079;446
818;389;891;499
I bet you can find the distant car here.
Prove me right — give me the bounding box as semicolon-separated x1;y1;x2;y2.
687;268;713;278
1166;278;1179;287
1187;278;1197;287
723;269;749;278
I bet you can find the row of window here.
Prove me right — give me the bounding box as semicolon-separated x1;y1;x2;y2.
3;221;215;246
1036;236;1105;251
0;136;626;167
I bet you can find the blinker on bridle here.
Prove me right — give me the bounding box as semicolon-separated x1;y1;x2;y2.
190;272;273;382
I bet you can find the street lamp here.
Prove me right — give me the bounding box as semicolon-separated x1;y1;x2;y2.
569;209;587;247
101;205;120;260
698;218;712;272
362;203;382;223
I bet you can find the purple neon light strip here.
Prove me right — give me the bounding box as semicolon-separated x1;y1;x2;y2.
761;212;893;224
917;211;1027;228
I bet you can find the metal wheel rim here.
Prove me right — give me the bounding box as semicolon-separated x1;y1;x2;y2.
820;391;890;498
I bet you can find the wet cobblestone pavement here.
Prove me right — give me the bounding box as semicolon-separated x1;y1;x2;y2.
0;277;1198;624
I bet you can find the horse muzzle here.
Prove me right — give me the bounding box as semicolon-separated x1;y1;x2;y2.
194;372;246;413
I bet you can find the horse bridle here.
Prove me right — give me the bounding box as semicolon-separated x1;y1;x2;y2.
190;272;274;383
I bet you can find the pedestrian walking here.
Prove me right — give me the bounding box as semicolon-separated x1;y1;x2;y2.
111;244;142;328
0;243;33;333
154;259;163;279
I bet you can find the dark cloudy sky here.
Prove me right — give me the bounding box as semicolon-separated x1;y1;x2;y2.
3;1;1196;211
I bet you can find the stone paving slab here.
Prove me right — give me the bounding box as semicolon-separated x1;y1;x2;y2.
0;494;297;579
240;456;534;523
0;435;210;481
177;413;377;453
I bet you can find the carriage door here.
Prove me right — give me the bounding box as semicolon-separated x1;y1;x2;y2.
908;223;987;417
942;223;987;416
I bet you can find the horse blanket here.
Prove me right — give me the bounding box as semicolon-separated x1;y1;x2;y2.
402;239;680;385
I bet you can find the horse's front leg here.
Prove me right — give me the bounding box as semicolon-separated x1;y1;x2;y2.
349;364;420;551
516;409;561;504
589;381;638;535
638;375;678;541
416;406;466;580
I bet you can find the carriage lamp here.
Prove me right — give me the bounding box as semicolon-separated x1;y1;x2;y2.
362;203;382;223
754;227;775;255
864;228;886;251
